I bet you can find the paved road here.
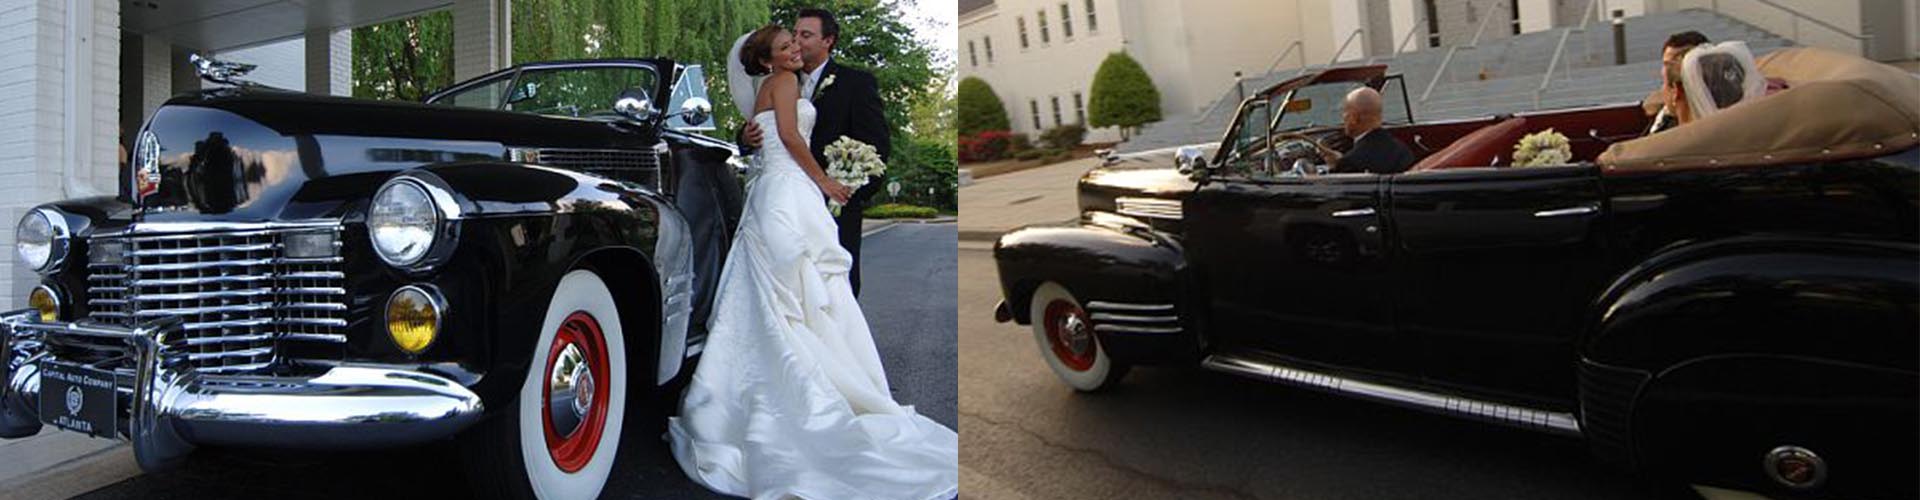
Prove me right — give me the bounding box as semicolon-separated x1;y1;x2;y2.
956;243;1703;500
54;222;959;500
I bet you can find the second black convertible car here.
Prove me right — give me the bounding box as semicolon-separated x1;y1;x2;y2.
994;48;1918;499
0;56;742;498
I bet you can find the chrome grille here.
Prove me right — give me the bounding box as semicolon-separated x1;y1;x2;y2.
85;222;347;374
1085;301;1182;334
1115;197;1183;221
536;148;662;190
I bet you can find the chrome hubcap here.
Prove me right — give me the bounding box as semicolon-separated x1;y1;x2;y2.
1061;314;1092;355
547;343;589;437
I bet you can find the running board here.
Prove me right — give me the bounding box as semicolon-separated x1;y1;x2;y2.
1201;354;1582;437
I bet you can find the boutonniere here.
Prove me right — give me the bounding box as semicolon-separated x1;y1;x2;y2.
813;73;838;99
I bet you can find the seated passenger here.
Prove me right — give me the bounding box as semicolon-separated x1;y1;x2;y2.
1646;31;1710;135
1679;41;1768;121
1326;87;1415;174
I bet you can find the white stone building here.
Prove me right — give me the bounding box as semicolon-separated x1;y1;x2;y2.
959;0;1917;144
0;0;515;302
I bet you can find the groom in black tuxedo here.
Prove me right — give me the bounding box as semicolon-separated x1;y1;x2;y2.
745;8;891;295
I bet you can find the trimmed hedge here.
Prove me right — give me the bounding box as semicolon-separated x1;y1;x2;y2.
958;77;1012;136
863;203;940;219
1087;52;1162;139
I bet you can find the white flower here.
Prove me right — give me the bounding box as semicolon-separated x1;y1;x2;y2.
1513;128;1573;167
823;137;886;215
813;73;838;99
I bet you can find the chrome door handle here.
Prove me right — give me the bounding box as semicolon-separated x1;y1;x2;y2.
1331;207;1376;218
1533;205;1599;218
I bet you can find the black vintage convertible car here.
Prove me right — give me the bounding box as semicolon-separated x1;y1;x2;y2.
993;47;1918;498
0;56;742;498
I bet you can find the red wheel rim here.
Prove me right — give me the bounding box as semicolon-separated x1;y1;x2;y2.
1043;299;1097;371
541;311;611;473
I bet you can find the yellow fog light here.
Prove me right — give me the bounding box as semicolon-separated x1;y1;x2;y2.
386;285;443;354
28;285;59;322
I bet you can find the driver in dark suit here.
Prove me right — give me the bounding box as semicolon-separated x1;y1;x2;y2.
1322;87;1414;175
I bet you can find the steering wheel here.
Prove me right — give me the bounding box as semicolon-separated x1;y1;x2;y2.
1266;132;1337;176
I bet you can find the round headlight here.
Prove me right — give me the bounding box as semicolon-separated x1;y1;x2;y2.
386;285;443;354
369;180;439;267
15;208;67;273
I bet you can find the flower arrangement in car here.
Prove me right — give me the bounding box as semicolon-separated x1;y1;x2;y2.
1513;128;1572;167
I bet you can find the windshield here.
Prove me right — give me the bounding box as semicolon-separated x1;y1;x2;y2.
432;64;659;119
1271;79;1414;132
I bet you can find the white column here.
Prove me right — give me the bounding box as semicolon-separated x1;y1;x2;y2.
454;0;513;81
0;0;120;300
306;28;353;96
140;34;172;121
1518;0;1557;33
1389;0;1422;53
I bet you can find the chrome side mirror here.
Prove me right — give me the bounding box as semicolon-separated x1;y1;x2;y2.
1174;146;1208;174
614;95;658;122
672;97;713;126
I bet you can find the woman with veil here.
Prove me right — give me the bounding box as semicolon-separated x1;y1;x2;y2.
664;25;959;500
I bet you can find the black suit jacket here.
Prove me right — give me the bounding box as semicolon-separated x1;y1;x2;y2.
808;61;891;206
1333;129;1415;175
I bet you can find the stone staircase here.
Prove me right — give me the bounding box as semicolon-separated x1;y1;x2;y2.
1117;8;1794;153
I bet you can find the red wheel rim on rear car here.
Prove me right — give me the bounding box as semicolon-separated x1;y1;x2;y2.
1043;300;1098;371
542;311;611;473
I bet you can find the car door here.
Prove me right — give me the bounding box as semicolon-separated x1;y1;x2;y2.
1387;165;1605;403
1186;170;1413;375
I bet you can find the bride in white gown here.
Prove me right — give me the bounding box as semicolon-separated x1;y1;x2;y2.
665;25;959;500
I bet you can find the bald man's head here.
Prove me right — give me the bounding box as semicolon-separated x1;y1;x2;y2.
1344;87;1384;138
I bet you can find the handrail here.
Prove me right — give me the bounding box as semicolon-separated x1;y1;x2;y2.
1393;20;1424;57
1712;0;1871;56
1330;28;1364;66
1535;0;1599;108
1422;0;1507;103
1262;40;1306;76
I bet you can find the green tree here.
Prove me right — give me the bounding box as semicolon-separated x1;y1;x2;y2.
351;11;454;101
1087;51;1162;140
909;73;956;142
956;77;1009;135
511;0;770;135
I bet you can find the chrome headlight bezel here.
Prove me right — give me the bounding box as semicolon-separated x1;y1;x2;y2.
16;208;70;274
368;178;445;269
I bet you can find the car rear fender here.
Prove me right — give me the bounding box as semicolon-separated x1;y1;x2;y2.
993;213;1200;364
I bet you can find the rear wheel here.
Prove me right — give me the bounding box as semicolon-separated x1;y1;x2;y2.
464;270;630;499
1028;282;1129;392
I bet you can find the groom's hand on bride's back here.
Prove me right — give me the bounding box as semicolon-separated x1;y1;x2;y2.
738;121;765;152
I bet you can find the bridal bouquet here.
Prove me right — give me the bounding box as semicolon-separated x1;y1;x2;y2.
823;137;886;215
1512;128;1572;167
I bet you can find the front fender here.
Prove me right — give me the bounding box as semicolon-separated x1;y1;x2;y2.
993;213;1197;364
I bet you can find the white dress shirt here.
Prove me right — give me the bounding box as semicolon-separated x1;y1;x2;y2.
802;57;831;100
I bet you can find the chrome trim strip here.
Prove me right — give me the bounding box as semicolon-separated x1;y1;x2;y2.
1088;312;1178;323
282;318;348;328
99;220;342;237
1094;324;1183;334
183;319;273;330
1533;205;1599;218
135;303;273;317
169;334;274;346
1201;354;1582;436
1331;207;1378;218
184;347;274;361
133;289;274;302
1115;197;1184;221
131;275;268;287
131;243;277;257
135;258;276;272
280;333;348;344
1085;301;1175;312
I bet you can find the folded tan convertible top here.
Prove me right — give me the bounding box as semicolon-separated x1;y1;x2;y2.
1599;47;1920;174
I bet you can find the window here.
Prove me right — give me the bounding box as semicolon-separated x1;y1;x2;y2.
1423;0;1441;48
1030;100;1042;130
436;75;512;109
1085;0;1098;32
493;66;659;118
1050;96;1063;127
984;37;994;62
1072;92;1086;124
968;41;978;67
1018;16;1030;48
1060;3;1074;39
1038;10;1050;45
1509;0;1522;35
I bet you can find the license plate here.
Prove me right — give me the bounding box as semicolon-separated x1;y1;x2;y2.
38;361;119;439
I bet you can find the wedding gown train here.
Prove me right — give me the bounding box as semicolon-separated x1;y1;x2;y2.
666;100;959;500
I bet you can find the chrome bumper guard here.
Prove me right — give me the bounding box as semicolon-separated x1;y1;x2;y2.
0;310;483;471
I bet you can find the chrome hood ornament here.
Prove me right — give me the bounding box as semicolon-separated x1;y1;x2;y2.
189;53;258;86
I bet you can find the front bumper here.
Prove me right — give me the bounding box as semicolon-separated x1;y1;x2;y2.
0;310;483;471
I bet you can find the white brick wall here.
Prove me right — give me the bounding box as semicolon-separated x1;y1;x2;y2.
141;33;170;121
304;28;353;96
0;0;120;302
454;0;509;81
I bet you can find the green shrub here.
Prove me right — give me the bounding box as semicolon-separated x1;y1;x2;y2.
1044;149;1074;163
877;136;958;210
1006;133;1034;154
1039;124;1087;150
863;203;939;219
958;77;1012;136
1014;149;1048;161
1087;52;1163;140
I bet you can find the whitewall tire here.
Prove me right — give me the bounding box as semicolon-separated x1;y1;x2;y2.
1029;282;1129;392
